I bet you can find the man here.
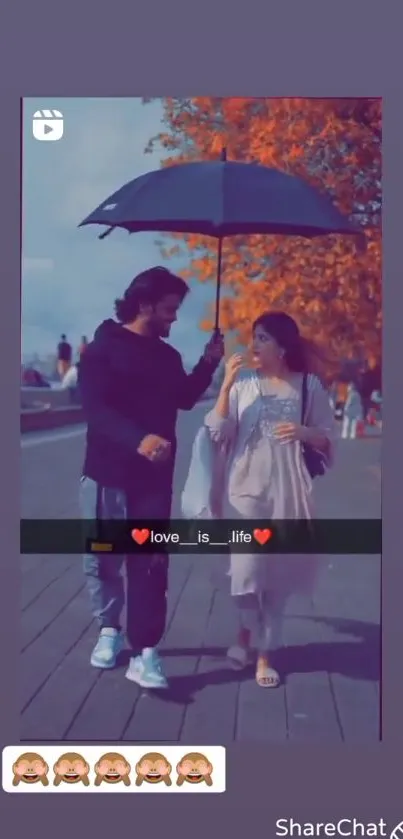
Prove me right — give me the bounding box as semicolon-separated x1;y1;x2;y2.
78;266;224;689
57;334;72;379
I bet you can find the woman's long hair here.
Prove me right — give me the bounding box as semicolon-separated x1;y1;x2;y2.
252;311;332;383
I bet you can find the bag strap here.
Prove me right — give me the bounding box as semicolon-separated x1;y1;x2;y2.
301;373;308;424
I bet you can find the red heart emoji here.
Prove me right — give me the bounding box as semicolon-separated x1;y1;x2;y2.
131;528;150;545
253;528;272;546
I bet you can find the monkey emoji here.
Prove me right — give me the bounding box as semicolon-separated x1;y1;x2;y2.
176;753;213;787
53;752;90;786
12;752;49;787
94;753;131;786
135;752;172;786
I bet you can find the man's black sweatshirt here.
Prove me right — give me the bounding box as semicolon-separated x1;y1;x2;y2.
78;319;219;495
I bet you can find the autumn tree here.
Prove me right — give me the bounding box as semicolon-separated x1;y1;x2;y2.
143;97;381;366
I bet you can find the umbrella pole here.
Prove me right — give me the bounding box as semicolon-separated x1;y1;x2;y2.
214;237;223;333
99;227;114;240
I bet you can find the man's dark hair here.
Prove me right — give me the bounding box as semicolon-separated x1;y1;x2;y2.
114;266;189;323
60;334;67;341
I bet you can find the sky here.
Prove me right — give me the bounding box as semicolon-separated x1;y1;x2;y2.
22;98;214;366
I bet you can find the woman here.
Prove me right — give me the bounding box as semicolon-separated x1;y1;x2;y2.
341;382;364;439
201;312;335;688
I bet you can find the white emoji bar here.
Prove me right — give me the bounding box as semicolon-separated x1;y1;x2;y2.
2;745;226;793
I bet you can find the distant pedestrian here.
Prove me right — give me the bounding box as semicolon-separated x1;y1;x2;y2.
358;362;381;422
60;364;80;404
57;334;72;379
342;383;363;439
78;335;88;360
328;381;338;413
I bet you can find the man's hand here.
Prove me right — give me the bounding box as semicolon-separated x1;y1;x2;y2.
137;434;171;462
202;331;225;364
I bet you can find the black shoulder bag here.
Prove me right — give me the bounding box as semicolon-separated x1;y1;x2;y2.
301;374;327;478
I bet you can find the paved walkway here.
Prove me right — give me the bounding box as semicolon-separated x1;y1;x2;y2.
20;407;381;744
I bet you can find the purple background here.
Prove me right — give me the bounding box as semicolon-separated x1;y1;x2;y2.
2;1;401;831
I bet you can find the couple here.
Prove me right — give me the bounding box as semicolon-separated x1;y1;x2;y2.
79;266;335;691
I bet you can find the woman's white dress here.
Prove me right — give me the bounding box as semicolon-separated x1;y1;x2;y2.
204;372;335;599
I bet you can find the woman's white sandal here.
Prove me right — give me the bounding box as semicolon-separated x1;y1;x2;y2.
256;665;280;688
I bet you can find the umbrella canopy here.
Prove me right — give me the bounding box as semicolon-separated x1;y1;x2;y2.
80;157;358;239
79;151;361;329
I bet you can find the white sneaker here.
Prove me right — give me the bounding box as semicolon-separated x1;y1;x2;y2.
125;648;168;689
90;628;124;669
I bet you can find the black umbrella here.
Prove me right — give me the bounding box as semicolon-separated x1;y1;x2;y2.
79;149;360;329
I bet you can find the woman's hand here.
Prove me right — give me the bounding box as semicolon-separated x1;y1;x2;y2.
222;353;245;390
274;423;329;453
273;422;309;443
